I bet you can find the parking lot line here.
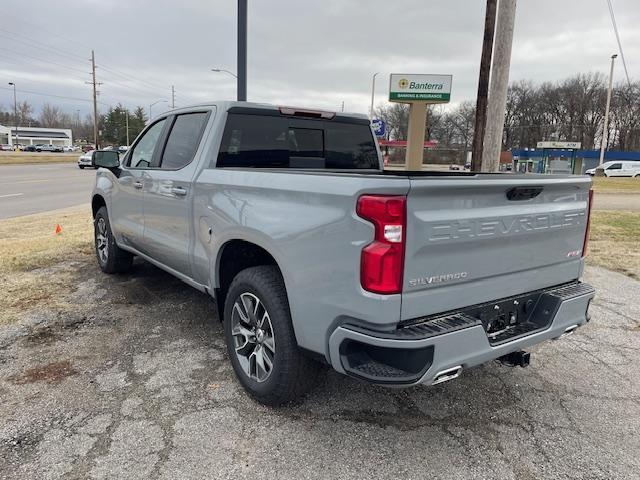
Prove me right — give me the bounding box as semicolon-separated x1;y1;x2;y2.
0;193;24;198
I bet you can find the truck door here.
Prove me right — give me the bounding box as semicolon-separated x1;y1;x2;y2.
142;111;211;277
111;118;167;252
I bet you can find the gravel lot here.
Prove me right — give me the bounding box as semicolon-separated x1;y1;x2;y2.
0;260;638;480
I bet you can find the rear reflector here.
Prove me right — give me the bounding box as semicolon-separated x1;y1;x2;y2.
357;195;406;294
582;188;594;257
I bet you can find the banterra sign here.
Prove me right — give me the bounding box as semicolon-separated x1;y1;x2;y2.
389;74;452;103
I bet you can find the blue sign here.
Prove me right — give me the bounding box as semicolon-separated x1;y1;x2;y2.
371;119;386;137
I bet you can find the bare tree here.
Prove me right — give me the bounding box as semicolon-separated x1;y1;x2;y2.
40;103;63;128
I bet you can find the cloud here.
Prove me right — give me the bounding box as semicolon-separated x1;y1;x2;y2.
1;0;638;116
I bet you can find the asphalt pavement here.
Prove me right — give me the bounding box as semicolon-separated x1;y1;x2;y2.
0;260;638;479
0;163;95;219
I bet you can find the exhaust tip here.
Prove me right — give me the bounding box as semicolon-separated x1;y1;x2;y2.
432;365;462;385
555;324;579;340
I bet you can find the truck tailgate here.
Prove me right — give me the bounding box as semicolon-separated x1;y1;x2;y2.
401;175;591;321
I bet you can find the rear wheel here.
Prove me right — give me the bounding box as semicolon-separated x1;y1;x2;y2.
223;266;321;406
94;206;133;274
79;165;85;169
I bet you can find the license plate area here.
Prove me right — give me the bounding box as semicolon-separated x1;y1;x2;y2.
458;289;562;345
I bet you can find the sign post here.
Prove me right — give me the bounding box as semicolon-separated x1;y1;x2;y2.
389;74;452;170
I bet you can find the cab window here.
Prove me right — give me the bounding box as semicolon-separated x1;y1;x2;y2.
159;113;209;170
127;119;166;168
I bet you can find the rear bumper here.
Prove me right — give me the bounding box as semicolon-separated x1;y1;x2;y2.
327;282;595;386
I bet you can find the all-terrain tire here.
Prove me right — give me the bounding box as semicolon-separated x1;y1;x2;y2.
94;206;133;274
223;266;321;406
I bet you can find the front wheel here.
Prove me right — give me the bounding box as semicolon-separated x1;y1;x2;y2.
94;206;133;274
79;165;85;169
223;266;321;406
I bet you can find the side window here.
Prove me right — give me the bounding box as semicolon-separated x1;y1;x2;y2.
217;114;288;168
160;112;209;170
128;119;166;168
607;163;622;170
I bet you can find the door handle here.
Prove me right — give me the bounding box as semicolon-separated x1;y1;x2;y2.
133;181;143;189
171;186;188;196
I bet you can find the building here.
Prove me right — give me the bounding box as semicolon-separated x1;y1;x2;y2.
511;148;640;174
0;124;73;147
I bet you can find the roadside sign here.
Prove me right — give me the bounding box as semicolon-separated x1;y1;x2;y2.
371;119;386;137
389;74;452;103
536;141;581;149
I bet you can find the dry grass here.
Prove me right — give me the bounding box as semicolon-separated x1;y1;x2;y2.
0;152;77;165
591;176;640;194
0;206;94;325
588;210;640;279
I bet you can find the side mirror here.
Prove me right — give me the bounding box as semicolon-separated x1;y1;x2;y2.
93;150;120;169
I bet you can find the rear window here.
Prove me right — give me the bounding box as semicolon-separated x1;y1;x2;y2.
216;113;379;169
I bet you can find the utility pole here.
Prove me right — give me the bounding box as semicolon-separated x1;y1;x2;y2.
599;54;617;166
482;0;517;172
171;85;175;109
237;0;248;101
471;0;497;172
341;101;344;112
86;50;102;149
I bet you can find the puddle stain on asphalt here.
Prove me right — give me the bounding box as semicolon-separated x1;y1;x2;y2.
9;360;77;384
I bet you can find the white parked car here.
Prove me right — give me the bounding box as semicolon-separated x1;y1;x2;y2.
77;150;96;169
586;161;640;177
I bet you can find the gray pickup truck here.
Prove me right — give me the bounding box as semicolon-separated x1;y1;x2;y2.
91;102;595;405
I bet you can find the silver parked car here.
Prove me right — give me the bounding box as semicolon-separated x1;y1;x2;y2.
35;144;63;153
90;102;595;405
77;150;96;169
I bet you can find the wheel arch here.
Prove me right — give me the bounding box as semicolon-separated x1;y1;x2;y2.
91;194;107;218
214;239;284;320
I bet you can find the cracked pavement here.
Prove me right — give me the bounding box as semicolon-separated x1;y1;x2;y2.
0;260;638;479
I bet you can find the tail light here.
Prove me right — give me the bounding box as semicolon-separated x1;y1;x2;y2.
356;195;406;294
582;188;594;257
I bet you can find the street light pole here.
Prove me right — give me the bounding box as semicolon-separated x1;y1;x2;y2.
125;111;130;146
599;54;617;166
149;100;168;124
8;82;18;149
369;72;380;119
211;68;238;79
237;0;248;101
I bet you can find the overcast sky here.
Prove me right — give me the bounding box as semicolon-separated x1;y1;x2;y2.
1;0;639;119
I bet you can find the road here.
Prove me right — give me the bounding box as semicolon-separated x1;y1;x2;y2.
0;260;638;479
0;163;95;219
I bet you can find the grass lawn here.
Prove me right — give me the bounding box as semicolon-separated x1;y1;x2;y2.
591;176;640;193
0;206;93;325
0;152;77;165
588;210;640;279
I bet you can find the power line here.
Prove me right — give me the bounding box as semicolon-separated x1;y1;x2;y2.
605;0;632;87
0;85;108;106
0;30;86;63
0;50;89;76
0;18;88;57
98;63;171;94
